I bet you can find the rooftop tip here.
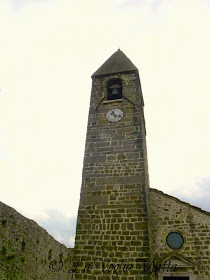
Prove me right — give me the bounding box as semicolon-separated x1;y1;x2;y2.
92;49;138;77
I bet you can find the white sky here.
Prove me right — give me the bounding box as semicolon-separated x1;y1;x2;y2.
0;0;210;247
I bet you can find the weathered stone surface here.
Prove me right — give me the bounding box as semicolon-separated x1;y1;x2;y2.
0;201;72;280
72;51;210;280
150;189;210;280
73;63;151;280
96;175;144;185
80;194;108;206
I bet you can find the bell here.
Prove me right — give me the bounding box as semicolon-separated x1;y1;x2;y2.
110;88;121;100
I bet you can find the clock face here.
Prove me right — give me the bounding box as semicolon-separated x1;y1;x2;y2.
106;109;123;123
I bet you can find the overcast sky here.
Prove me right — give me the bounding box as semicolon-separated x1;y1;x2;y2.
0;0;210;247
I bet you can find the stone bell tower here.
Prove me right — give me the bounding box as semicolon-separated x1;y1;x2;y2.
73;49;151;279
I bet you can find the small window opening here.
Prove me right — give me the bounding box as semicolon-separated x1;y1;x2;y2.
107;79;122;100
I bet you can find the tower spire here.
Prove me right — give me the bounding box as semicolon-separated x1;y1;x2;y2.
74;50;150;279
92;49;138;77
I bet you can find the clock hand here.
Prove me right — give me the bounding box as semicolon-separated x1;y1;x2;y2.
111;111;117;118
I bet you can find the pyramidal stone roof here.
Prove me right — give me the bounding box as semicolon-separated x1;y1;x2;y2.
92;49;138;77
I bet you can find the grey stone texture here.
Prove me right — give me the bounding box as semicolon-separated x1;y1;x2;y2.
73;71;151;280
150;189;210;280
0;201;72;280
92;49;138;77
73;52;210;280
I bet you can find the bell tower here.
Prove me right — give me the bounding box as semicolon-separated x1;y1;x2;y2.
73;49;151;279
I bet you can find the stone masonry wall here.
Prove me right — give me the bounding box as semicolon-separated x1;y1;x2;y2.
73;72;151;280
0;201;73;280
150;188;210;280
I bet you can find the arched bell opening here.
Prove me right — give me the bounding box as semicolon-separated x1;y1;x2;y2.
107;79;122;100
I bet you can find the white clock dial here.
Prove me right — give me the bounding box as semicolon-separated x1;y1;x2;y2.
106;109;123;123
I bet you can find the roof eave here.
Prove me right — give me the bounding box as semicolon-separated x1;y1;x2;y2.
91;69;139;78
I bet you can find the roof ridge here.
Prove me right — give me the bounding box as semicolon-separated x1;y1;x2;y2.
150;188;210;216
